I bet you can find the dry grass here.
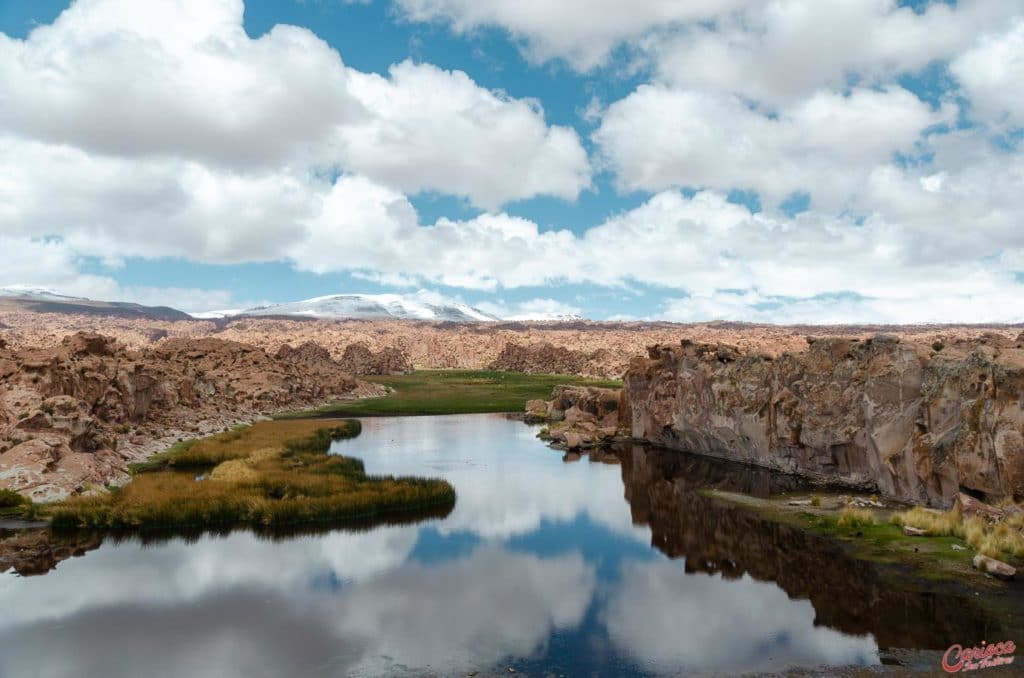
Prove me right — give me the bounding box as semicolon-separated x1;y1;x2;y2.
837;507;877;529
891;506;962;535
208;458;259;483
50;420;456;531
892;505;1024;559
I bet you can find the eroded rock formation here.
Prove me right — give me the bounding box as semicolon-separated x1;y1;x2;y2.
527;385;627;449
489;342;589;375
0;333;379;501
624;336;1024;507
337;343;412;376
489;341;622;378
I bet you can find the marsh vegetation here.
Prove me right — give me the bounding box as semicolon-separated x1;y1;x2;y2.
50;419;455;531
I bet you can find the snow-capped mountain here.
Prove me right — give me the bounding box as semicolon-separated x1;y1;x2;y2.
1;285;584;323
0;286;88;302
233;291;501;322
0;286;191;320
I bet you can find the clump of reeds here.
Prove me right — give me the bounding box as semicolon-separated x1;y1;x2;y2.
837;506;877;529
49;419;454;531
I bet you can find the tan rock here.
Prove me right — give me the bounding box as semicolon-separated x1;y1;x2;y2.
524;399;549;423
973;554;1016;580
902;526;927;537
954;492;1005;521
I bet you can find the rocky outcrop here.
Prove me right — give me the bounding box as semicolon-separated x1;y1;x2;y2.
624;336;1024;507
528;385;627;449
0;333;379;501
337;342;413;376
275;340;334;366
489;341;624;379
489;341;590;375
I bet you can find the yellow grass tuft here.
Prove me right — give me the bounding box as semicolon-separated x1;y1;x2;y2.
891;506;962;535
838;507;876;528
209;459;258;483
893;504;1024;560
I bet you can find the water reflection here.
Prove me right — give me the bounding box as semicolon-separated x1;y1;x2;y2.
1;414;1014;676
617;444;1024;651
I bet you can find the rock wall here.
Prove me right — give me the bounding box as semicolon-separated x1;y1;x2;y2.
624;336;1024;507
0;333;378;501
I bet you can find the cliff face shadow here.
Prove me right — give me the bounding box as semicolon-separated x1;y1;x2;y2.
614;443;1024;651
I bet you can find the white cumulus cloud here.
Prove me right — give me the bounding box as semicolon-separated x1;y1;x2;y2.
0;0;590;211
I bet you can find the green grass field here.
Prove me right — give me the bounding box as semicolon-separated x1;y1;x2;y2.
276;369;622;418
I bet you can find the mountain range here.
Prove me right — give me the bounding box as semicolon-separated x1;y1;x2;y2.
0;287;579;322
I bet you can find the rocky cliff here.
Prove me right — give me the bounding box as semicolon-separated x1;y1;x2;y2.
0;333;379;501
624;336;1024;507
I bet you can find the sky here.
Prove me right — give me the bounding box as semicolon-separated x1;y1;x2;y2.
0;0;1022;322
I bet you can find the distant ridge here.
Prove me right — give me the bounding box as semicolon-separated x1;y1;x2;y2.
228;291;500;322
0;286;191;321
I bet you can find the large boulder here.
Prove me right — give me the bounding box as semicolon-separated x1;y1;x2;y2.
973;554;1016;580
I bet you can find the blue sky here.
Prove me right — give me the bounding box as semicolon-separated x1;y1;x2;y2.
0;0;1022;321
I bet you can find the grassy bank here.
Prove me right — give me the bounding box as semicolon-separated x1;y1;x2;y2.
705;490;1017;584
799;506;978;576
893;505;1024;560
50;419;455;531
276;369;622;418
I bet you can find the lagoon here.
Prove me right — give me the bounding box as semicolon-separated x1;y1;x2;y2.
0;414;1015;676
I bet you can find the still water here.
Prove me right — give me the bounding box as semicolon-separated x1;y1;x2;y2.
0;414;1017;677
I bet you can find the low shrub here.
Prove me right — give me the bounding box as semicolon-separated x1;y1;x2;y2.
0;488;28;508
